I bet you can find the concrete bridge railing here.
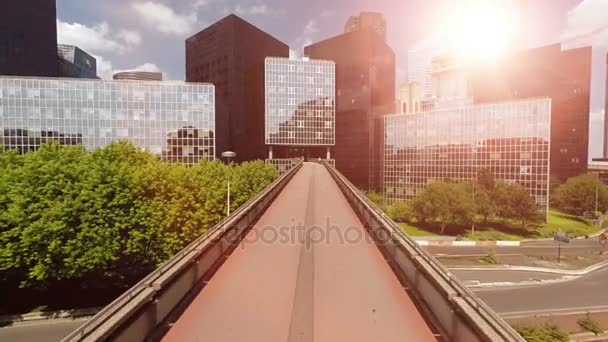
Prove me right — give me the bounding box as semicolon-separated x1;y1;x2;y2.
321;160;525;342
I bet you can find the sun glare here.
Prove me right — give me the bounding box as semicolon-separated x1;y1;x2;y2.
444;0;518;64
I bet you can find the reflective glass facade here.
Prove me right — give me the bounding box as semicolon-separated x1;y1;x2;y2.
265;57;335;146
384;98;551;213
0;77;215;164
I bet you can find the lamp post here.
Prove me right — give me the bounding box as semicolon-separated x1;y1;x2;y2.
221;151;236;216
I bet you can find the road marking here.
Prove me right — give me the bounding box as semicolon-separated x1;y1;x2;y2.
452;241;476;247
500;305;608;318
497;241;520;246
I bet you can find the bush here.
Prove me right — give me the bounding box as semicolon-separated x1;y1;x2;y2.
578;313;604;335
387;201;413;223
513;323;569;342
480;250;498;264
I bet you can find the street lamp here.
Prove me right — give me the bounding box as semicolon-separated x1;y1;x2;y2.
221;151;237;216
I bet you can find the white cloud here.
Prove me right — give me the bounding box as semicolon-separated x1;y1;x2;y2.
57;20;140;55
291;19;319;56
234;4;283;16
561;0;608;49
132;1;197;36
118;30;142;46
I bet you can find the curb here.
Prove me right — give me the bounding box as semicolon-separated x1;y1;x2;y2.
416;240;521;247
447;259;608;276
0;307;101;325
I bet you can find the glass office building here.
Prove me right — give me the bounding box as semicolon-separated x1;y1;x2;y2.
265;57;335;160
0;77;215;164
384;98;551;213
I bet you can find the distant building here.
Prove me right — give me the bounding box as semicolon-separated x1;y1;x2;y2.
162;127;215;165
384;98;551;215
344;12;387;41
264;57;335;162
407;42;442;100
470;44;592;181
58;45;98;79
305;30;395;190
0;0;59;77
113;71;163;81
186;14;289;162
0;77;215;163
397;83;421;115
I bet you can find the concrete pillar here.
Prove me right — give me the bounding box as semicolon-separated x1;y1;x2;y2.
326;147;331;160
268;146;273;160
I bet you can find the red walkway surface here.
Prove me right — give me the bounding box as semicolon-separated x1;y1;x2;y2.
162;163;437;342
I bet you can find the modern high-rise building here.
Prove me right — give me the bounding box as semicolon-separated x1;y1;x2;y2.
344;12;387;42
384;98;552;214
186;14;289;162
0;0;59;77
304;30;395;190
264;57;335;162
113;71;163;81
469;44;592;181
58;45;98;79
397;83;421;115
407;42;442;100
0;77;215;164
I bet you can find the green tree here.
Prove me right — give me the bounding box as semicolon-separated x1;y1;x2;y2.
477;168;496;193
412;181;474;233
553;174;608;216
386;201;413;223
493;181;539;227
365;191;385;211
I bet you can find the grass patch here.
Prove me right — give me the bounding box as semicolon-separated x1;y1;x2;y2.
392;209;599;240
399;223;438;237
534;209;597;238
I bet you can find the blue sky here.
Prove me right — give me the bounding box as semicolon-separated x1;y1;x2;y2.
55;0;607;157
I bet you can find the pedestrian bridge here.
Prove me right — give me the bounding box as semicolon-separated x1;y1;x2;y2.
62;162;523;342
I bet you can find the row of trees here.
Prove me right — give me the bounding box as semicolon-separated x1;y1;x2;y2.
386;169;541;232
0;142;278;290
552;174;608;216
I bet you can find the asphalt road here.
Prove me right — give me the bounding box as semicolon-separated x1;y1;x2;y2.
0;319;85;342
451;269;565;284
426;239;605;257
473;265;608;314
162;163;437;342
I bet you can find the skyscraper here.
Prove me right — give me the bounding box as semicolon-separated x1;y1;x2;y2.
407;41;442;100
0;0;59;77
304;30;395;190
264;57;335;161
186;14;289;162
344;12;387;42
470;44;592;181
58;45;98;79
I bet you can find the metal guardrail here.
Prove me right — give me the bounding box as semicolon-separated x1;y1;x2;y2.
62;160;303;342
321;161;524;342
